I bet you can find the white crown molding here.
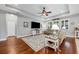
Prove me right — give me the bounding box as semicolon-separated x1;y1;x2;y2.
0;4;41;21
2;4;78;22
5;4;70;21
5;4;41;20
43;11;79;22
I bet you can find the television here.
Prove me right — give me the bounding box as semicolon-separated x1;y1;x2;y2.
31;22;40;28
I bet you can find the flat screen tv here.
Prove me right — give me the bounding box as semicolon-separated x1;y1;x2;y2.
31;22;40;28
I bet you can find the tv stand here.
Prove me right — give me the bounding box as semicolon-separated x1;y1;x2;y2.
35;29;40;34
31;29;40;35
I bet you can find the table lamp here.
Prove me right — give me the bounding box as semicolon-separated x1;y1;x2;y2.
52;24;60;35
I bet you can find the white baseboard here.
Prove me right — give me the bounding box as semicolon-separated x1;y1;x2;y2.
66;35;74;38
0;38;6;41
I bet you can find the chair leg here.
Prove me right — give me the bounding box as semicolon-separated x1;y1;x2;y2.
57;48;61;54
54;48;57;52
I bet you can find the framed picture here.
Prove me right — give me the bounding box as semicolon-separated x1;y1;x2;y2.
23;22;28;27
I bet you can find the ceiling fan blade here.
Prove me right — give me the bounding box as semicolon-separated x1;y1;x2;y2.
47;11;52;13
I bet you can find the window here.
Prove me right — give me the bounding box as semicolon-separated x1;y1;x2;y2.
61;21;64;28
48;22;52;29
61;20;68;29
65;20;68;29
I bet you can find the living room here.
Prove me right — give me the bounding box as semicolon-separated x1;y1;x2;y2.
0;4;79;54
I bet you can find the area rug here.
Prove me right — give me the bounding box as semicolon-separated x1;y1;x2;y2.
22;34;46;52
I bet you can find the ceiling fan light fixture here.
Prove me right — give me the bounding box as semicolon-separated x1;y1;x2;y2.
42;11;48;16
38;7;51;16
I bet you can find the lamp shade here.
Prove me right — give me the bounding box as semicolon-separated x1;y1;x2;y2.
62;26;66;29
52;24;59;30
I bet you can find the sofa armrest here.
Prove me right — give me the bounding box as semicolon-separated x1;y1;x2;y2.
58;30;66;45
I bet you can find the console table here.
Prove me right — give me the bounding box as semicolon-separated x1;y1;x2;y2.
45;35;60;53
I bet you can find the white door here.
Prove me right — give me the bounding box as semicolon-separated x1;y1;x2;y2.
7;21;16;36
6;14;17;36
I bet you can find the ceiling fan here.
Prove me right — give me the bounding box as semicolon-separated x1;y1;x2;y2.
38;7;52;16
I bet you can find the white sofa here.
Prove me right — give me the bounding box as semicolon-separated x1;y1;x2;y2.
58;30;66;45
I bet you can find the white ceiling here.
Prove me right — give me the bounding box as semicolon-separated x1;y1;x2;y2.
0;4;70;21
18;4;69;18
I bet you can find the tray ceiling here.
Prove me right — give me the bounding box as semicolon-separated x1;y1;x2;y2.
0;4;69;21
17;4;69;18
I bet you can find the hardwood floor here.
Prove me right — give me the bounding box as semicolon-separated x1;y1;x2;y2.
0;37;77;54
